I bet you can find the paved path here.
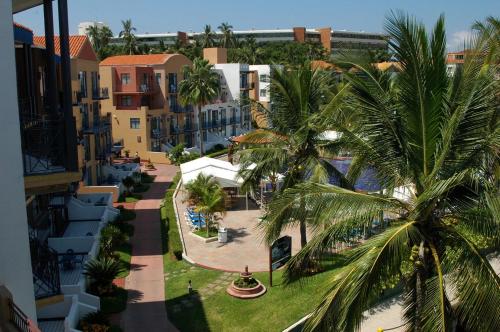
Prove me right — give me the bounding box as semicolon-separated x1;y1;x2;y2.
121;164;179;332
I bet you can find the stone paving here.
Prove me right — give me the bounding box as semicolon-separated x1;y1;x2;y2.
175;188;313;272
120;164;179;332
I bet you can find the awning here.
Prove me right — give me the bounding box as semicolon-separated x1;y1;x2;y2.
180;157;243;188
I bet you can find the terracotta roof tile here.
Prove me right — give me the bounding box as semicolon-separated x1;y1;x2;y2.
99;54;175;66
33;35;96;61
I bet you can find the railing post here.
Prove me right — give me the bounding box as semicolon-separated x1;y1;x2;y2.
0;286;13;330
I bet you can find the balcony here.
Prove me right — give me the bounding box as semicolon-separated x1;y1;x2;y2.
171;103;193;113
183;124;199;132
229;117;241;125
240;82;255;90
72;91;82;106
150;128;167;139
20;110;67;176
30;238;61;300
92;87;109;100
139;84;154;93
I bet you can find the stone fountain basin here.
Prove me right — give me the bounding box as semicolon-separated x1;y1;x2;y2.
226;279;267;299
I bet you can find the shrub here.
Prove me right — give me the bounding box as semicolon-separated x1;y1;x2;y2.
78;311;110;332
161;173;183;261
99;225;128;258
84;257;124;296
122;176;135;195
168;143;185;164
141;172;155;183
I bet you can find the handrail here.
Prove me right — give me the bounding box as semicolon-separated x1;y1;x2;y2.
8;299;31;332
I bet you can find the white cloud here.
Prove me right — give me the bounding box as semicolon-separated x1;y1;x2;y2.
447;30;474;51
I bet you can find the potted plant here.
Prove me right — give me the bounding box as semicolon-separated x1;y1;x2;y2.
83;257;123;296
124;149;130;158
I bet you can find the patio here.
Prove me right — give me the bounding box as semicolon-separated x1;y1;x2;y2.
175;188;310;272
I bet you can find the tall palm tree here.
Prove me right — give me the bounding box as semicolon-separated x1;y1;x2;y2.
264;12;500;331
238;64;350;248
178;58;220;154
472;16;500;64
119;19;137;55
85;24;113;60
200;24;217;48
218;22;234;48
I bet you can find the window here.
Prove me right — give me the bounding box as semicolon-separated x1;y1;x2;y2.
79;71;87;97
130;118;140;129
155;73;161;86
260;89;267;97
121;73;131;85
259;74;270;83
121;96;132;106
168;73;177;93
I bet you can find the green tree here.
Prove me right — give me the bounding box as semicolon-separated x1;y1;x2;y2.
264;12;500;331
238;64;350;248
185;174;226;237
85;24;114;60
178;58;220;155
218;22;234;48
84;257;123;296
200;24;217;48
473;16;500;64
121;176;135;195
119;19;137;55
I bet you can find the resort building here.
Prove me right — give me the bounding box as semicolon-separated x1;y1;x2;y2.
446;51;465;76
33;34;113;188
99;53;193;161
108;26;389;56
2;1;121;331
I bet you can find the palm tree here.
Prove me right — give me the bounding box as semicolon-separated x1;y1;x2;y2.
185;174;226;237
263;12;500;331
84;257;123;296
472;16;500;64
85;24;113;60
218;22;234;48
237;64;350;249
200;24;217;48
119;19;137;55
178;58;220;155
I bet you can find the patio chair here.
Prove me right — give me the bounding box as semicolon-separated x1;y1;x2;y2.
61;249;77;271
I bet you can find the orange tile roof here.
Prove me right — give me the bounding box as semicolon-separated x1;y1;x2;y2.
33;35;96;61
99;54;175;66
374;61;402;71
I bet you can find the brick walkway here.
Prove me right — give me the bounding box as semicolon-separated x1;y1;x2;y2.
120;164;179;332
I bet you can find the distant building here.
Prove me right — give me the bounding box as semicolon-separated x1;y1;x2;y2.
446;51;466;76
78;21;108;36
110;26;389;56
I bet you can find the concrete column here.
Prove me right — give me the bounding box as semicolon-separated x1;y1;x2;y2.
43;0;58;113
58;0;78;172
0;0;37;322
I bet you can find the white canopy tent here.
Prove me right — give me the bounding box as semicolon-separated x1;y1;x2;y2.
180;157;244;188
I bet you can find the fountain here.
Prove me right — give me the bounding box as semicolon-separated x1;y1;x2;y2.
226;266;267;299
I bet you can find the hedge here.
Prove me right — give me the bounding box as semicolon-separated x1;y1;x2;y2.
160;173;183;261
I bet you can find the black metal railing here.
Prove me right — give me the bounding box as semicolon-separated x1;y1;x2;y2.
29;239;61;299
19;102;67;175
8;299;31;332
150;128;167;139
183;123;199;132
92;87;109;100
72;91;82;106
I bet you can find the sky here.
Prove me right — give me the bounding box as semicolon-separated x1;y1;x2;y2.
14;0;500;51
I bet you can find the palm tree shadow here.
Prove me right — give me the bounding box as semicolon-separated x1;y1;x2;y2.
166;290;210;331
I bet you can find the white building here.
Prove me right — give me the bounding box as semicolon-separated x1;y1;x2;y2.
77;21;107;36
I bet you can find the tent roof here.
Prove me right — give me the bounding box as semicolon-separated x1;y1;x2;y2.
180;157;243;188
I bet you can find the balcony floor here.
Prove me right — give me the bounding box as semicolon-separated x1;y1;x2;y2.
63;222;100;237
59;256;87;286
38;319;64;332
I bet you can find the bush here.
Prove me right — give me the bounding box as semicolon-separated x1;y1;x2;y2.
141;172;156;183
99;225;128;258
205;144;225;154
176;151;200;165
78;311;110;332
168;143;185;164
84;257;124;296
161;173;183;261
122;176;135;194
206;148;229;158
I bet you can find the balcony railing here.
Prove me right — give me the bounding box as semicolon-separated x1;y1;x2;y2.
30;238;61;299
72;91;82;106
8;299;31;332
19;105;67;175
171;104;193;113
150;128;167;139
183;124;199;132
92;87;109;100
139;84;153;93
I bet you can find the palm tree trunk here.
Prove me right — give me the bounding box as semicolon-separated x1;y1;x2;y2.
198;104;204;156
300;195;307;248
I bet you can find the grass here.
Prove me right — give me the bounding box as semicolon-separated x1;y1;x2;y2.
115;243;132;278
100;286;128;314
193;228;218;238
165;260;343;332
118;193;142;203
161;172;183;262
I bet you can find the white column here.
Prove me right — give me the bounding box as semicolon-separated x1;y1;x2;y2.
0;0;37;321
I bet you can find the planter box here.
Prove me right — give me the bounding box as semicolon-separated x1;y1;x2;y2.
189;232;218;243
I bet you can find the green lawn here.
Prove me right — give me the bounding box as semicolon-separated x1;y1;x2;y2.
165;261;340;332
116;243;132;279
193;228;218;238
118;193;142;203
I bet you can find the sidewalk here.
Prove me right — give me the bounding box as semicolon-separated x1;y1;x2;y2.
121;164;179;332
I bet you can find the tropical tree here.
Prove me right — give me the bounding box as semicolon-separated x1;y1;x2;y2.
178;58;220;155
218;22;234;48
119;19;137;55
200;24;217;48
85;24;114;60
263;12;500;331
84;257;123;296
237;64;350;248
185;174;226;237
473;16;500;64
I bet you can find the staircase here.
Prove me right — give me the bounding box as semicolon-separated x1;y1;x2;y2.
29;239;61;300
